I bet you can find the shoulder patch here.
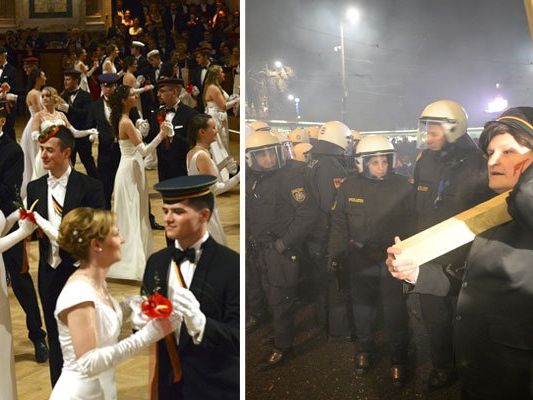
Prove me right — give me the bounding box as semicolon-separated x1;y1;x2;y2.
348;197;364;203
291;187;306;202
333;177;345;189
417;185;429;192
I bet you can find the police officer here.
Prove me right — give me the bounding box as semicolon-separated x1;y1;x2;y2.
327;135;414;386
414;100;494;390
245;130;317;369
304;120;351;339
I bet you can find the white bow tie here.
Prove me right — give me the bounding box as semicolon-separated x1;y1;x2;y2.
48;175;68;189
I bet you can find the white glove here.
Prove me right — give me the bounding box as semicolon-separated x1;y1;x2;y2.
136;75;146;85
56;103;69;113
171;287;206;342
71;127;98;139
18;218;37;237
226;96;239;110
0;220;35;253
76;314;180;377
128;295;151;330
135;118;150;138
89;132;98;143
33;211;58;241
6;93;17;102
192;86;200;97
161;120;173;139
2;210;20;235
31;130;41;141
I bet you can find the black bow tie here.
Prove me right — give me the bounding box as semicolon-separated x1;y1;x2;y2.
165;106;177;113
173;248;196;264
66;89;79;97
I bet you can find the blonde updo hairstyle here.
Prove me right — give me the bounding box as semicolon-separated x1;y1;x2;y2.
41;86;65;106
58;208;116;262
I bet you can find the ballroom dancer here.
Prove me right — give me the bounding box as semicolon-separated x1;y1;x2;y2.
203;65;239;177
48;207;179;400
186;113;239;245
20;67;46;198
107;85;170;281
26;125;105;386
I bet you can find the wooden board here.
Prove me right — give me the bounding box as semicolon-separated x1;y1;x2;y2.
395;191;511;266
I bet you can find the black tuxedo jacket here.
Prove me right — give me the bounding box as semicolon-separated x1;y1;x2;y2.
149;102;199;181
26;171;105;272
142;237;239;400
0;133;23;216
88;98;141;159
61;89;93;129
0;62;22;108
190;64;210;112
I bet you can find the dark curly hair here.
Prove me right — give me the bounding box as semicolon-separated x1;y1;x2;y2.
108;84;131;140
27;68;43;92
188;113;213;148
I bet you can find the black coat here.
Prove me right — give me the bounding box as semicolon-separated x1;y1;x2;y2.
61;89;93;130
26;170;105;273
142;237;239;400
414;163;533;399
328;172;414;262
413;136;494;277
0;132;23;216
149;102;199;181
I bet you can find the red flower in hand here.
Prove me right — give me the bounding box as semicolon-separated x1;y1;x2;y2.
141;292;173;318
155;110;167;125
185;84;193;94
19;209;36;224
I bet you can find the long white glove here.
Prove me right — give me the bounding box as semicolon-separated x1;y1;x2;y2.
211;172;240;196
132;84;155;95
56;103;69;113
33;211;58;242
70;127;99;142
3;210;21;236
121;295;150;330
135;121;171;157
225;96;239;110
135;118;150;138
6;93;18;102
76;314;180;377
0;219;36;253
171;287;206;343
136;75;146;85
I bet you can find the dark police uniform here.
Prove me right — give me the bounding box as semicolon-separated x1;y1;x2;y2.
304;142;350;338
246;159;317;351
328;172;414;362
413;134;494;373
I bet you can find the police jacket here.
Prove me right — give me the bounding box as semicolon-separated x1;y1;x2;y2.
413;135;494;271
414;163;533;400
245;160;317;248
328;172;414;263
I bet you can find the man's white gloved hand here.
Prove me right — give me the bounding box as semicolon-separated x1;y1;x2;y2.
56;103;69;113
136;75;146;85
171;287;206;341
135;119;150;138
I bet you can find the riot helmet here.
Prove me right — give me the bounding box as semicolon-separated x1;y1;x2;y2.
245;130;287;172
273;128;295;161
289;127;310;144
417;100;468;150
249;120;271;132
355;134;396;180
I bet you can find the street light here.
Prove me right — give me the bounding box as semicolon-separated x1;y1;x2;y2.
287;94;295;101
339;6;360;122
274;60;283;68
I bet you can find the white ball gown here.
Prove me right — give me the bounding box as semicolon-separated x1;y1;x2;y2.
187;148;240;245
108;128;153;280
49;279;122;400
204;90;238;179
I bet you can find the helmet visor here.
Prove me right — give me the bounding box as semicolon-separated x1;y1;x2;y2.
357;152;396;179
246;145;286;172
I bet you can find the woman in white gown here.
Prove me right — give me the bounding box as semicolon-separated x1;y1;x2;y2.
186;114;240;245
0;211;36;400
30;86;98;180
20;68;46;199
122;56;154;119
74;48;98;93
102;45;120;75
107;85;170;280
47;207;178;400
203;65;240;178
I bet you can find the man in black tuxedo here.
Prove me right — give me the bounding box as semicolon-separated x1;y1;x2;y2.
142;175;239;400
0;47;19;140
132;41;153;118
57;70;99;179
150;77;199;182
27;126;105;386
163;1;183;33
0;101;48;363
87;73;144;209
189;48;212;112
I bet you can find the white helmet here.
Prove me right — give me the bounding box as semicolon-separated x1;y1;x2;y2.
289;127;310;144
293;142;313;163
418;100;468;149
245;130;286;172
318;121;350;150
249;120;270;132
273;128;295;161
307;126;320;143
355;134;396;179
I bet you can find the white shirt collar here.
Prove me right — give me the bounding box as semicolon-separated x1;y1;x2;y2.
48;165;72;181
